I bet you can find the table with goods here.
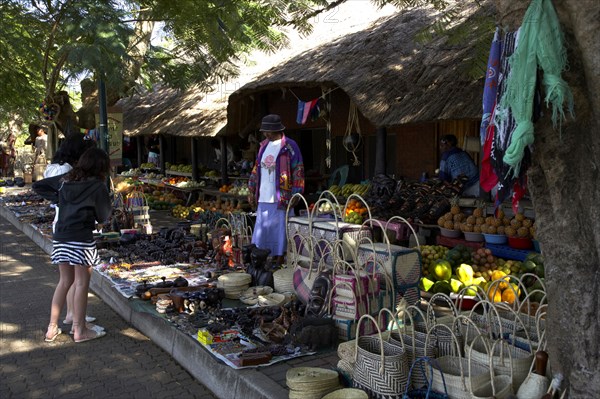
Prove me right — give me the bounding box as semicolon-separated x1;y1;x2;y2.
1;173;562;398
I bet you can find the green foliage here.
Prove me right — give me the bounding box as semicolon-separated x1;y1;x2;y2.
0;0;496;126
0;2;46;123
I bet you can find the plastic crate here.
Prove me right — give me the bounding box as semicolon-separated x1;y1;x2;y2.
485;243;539;261
436;235;485;250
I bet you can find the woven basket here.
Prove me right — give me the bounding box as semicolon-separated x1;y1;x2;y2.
390;305;437;388
353;314;409;398
403;357;450;399
425;323;489;399
356;221;422;307
421;294;465;359
465;302;533;388
468;336;514;399
322;388;368;399
515;345;550;399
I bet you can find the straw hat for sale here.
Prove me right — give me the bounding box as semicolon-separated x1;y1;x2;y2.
257;293;286;307
239;286;273;305
218;272;252;299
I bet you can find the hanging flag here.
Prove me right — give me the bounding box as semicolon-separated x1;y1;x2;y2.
480;28;501;145
296;98;320;125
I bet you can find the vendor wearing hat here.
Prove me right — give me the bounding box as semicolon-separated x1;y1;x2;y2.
248;114;305;266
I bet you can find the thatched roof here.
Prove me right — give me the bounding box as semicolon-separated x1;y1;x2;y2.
118;85;227;137
118;2;400;137
228;2;492;128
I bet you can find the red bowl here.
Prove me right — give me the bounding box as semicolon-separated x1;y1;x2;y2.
508;236;533;249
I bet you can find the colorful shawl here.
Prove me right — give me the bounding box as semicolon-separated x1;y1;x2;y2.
494;0;574;177
248;135;305;210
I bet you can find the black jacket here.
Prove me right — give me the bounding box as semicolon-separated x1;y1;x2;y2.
32;174;112;242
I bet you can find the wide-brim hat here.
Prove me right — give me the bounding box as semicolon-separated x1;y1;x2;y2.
259;114;285;132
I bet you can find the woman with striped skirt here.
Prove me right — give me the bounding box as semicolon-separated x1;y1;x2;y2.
33;147;112;343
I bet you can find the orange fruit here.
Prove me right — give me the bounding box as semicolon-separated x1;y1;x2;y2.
501;289;517;305
488;289;502;303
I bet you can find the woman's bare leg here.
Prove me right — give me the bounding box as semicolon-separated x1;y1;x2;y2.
46;263;74;340
71;265;92;340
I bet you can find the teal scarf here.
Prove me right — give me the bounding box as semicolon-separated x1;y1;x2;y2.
496;0;574;176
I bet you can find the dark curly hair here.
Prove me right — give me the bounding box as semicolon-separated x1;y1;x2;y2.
440;134;458;147
66;147;110;181
52;135;96;166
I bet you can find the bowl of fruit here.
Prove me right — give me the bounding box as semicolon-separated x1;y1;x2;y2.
439;227;462;238
463;231;484;242
508;236;533;249
483;233;508;245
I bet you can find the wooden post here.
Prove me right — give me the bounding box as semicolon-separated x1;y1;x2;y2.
375;126;387;175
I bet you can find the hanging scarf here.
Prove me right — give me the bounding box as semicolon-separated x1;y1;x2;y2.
480;28;501;145
491;29;538;214
494;0;574;177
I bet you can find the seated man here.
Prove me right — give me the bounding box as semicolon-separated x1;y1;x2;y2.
438;134;479;196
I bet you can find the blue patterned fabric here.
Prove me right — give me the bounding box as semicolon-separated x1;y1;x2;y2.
439;148;479;188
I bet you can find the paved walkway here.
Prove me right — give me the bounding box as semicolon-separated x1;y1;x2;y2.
0;215;217;399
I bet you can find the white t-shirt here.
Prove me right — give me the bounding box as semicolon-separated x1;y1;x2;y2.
44;162;73;233
258;139;281;203
44;162;72;179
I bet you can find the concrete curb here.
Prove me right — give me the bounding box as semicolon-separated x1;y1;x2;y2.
2;205;288;399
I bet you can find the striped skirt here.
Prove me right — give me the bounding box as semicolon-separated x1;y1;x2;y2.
51;241;100;266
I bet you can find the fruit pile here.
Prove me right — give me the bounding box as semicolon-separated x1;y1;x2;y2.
164;176;189;186
458;202;488;234
328;183;370;198
485;269;521;304
343;198;368;224
504;212;535;238
419;245;449;279
437;197;465;231
219;184;233;193
145;190;183;210
165;163;193;173
419;243;546;305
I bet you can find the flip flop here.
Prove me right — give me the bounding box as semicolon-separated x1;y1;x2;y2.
74;329;106;343
63;315;96;324
69;323;105;335
44;328;62;342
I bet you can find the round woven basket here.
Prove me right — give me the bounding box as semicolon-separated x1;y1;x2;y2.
322;388;368;399
286;367;339;392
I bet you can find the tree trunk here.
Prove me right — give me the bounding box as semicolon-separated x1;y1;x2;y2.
494;0;600;397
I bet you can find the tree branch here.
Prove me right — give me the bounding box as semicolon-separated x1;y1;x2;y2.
284;0;348;26
42;0;73;97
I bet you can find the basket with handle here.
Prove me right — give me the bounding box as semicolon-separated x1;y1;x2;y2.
292;234;328;304
125;187;150;227
394;305;438;388
465;300;534;388
286;193;313;262
515;333;551;399
353;314;409;398
402;357;450;399
312;194;373;264
468;335;514;399
324;281;374;341
385;215;420;247
424;322;489;399
423;293;465;358
330;277;370;320
356;219;422;307
332;259;378;313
